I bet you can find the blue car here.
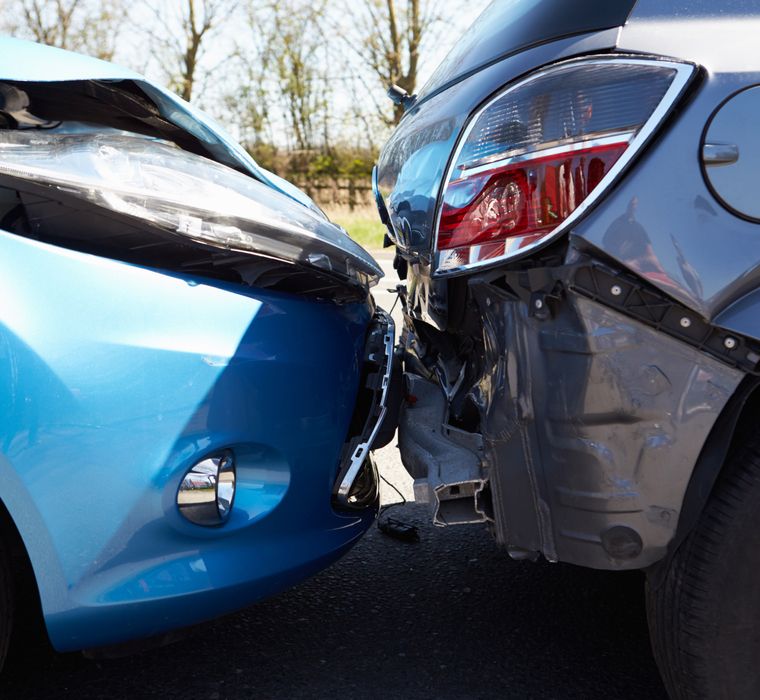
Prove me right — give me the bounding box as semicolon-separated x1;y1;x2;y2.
0;38;393;665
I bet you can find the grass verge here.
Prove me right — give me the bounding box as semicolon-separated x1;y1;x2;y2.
324;205;386;251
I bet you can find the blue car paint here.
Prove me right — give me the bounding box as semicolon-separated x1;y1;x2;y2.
0;229;374;651
0;36;318;211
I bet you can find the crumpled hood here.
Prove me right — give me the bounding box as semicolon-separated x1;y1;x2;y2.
0;37;382;294
0;36;313;208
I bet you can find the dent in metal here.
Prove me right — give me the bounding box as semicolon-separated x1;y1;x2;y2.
464;282;743;569
383;1;760;571
399;267;744;569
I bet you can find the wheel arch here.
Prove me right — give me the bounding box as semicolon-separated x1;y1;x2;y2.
649;373;760;586
0;495;47;646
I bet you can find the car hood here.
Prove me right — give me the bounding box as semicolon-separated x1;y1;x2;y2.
0;37;313;208
0;37;382;294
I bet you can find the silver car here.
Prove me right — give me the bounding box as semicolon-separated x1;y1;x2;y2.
375;1;760;697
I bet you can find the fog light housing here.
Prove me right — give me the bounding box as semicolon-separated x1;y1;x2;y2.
177;450;236;526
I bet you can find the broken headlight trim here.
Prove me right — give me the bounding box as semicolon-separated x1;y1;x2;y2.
433;56;695;275
0;131;381;289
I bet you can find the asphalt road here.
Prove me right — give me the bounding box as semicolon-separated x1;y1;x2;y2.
1;256;668;699
2;500;666;699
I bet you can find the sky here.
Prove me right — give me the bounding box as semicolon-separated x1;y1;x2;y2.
124;0;493;147
0;0;492;147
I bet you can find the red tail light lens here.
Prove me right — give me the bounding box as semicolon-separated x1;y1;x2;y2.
434;58;694;274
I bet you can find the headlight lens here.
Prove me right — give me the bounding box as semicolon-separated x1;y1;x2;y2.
0;131;381;288
434;57;694;274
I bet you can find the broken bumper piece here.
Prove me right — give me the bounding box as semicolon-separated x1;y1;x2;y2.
399;373;492;526
333;309;395;509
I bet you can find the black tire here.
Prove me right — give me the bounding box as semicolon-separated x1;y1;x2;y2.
0;535;12;673
646;434;760;699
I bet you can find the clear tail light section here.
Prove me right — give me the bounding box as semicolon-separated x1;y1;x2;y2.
434;57;694;274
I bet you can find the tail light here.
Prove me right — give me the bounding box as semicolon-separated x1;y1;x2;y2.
434;57;694;274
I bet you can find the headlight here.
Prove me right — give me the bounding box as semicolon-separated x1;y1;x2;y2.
0;131;381;288
434;56;695;274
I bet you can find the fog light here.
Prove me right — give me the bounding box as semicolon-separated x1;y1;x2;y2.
177;450;236;526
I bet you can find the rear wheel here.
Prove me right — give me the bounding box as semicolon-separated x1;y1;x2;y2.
646;434;760;699
0;535;13;672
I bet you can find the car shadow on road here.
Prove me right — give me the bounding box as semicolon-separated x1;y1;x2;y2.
2;504;666;700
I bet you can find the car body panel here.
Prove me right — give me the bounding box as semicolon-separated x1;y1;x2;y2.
0;229;375;650
416;0;635;103
572;68;760;320
569;1;760;320
467;280;742;567
622;0;760;76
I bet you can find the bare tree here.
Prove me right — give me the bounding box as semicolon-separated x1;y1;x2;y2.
344;0;438;125
222;48;274;149
6;0;125;60
144;0;236;103
267;0;331;151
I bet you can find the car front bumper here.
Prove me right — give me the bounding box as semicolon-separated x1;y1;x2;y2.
0;230;387;651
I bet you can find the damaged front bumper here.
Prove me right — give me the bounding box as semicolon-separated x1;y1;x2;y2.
333;309;395;509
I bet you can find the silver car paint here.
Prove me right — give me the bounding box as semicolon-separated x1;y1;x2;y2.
574;1;760;327
472;285;742;568
380;1;760;570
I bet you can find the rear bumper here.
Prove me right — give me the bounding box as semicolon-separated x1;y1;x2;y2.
398;272;745;570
